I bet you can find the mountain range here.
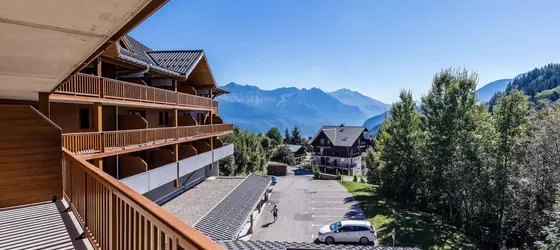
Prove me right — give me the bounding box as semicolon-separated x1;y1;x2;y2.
217;83;389;136
218;75;515;137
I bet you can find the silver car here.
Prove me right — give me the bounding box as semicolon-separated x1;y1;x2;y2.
317;220;377;245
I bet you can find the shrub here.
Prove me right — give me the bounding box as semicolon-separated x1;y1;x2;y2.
353;175;358;182
360;177;365;183
301;162;313;170
312;164;321;179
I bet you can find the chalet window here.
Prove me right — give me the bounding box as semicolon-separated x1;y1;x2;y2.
159;112;170;126
79;108;90;129
320;138;325;145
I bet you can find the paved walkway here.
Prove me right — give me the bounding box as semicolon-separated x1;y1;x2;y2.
252;173;365;243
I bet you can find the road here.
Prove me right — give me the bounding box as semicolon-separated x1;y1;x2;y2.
251;173;365;242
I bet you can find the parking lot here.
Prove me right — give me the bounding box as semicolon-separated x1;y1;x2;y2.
251;172;365;242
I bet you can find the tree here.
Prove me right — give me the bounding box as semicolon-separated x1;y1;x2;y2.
271;145;295;165
492;90;530;246
377;90;422;204
420;68;479;223
364;148;379;185
291;126;303;145
539;185;560;248
266;127;283;147
284;128;291;144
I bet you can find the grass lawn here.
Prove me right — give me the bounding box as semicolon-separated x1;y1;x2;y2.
340;181;476;250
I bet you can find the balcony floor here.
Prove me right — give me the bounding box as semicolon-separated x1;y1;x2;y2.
0;201;93;250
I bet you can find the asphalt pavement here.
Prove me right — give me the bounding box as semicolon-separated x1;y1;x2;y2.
251;172;365;242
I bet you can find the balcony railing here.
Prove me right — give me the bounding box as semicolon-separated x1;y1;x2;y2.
55;73;216;110
63;124;234;155
62;148;224;250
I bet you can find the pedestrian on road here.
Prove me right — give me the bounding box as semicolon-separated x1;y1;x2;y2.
271;205;278;222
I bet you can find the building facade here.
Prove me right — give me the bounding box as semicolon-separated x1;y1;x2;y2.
46;35;234;200
309;125;371;176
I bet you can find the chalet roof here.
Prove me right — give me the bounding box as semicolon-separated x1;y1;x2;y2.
310;126;367;147
148;51;204;75
286;144;305;153
118;36;205;78
194;173;270;241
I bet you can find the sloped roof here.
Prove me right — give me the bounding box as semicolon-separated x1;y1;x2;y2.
194;173;270;241
310;126;367;147
286;144;305;153
117;35;204;78
148;51;203;75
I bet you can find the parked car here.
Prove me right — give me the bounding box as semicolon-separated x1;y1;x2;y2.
317;220;376;245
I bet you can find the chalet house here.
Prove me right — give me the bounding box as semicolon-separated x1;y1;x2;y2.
286;144;307;164
309;125;372;176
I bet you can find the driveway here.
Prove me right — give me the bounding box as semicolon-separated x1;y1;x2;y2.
252;173;365;242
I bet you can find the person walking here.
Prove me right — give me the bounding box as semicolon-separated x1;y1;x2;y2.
271;205;278;222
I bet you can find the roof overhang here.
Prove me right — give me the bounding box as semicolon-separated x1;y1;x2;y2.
0;0;169;101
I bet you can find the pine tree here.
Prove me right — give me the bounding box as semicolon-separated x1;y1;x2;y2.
377;90;422;203
284;128;291;144
291;126;303;145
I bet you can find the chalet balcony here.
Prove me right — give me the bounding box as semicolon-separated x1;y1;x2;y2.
52;73;219;111
62;124;233;159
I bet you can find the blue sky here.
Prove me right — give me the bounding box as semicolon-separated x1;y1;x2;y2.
131;0;560;103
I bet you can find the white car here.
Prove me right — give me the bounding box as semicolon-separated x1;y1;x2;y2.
317;220;376;245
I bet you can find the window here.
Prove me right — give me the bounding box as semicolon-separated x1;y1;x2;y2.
79;108;90;129
320;138;325;145
159;111;170;126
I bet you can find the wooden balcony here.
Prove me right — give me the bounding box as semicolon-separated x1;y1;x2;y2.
62;148;224;250
63;124;234;159
52;73;217;111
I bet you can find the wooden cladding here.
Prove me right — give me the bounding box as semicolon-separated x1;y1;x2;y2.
62;148;224;250
62;124;234;156
0;105;62;208
55;73;215;110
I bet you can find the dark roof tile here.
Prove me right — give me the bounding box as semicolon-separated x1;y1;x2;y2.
194;173;271;241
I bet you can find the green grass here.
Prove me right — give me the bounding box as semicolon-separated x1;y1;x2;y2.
340;181;476;250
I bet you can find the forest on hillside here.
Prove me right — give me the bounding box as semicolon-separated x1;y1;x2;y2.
365;66;560;249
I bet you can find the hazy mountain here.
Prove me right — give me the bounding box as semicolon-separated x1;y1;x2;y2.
363;111;390;134
328;88;390;117
476;79;513;103
217;83;368;136
218;100;314;134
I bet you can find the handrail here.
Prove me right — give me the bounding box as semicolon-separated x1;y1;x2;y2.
54;73;215;109
62;124;234;155
62;148;224;250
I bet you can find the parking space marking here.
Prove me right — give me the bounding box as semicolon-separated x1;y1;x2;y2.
312;207;350;210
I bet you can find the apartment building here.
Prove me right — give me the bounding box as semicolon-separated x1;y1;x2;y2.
309;125;372;176
47;35;235;200
0;1;230;249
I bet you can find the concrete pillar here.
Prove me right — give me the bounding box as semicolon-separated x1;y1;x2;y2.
249;213;254;234
205;161;219;177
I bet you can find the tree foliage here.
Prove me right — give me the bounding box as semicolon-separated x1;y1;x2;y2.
368;67;560;249
220;127;273;176
271;145;296;165
266;127;283;147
